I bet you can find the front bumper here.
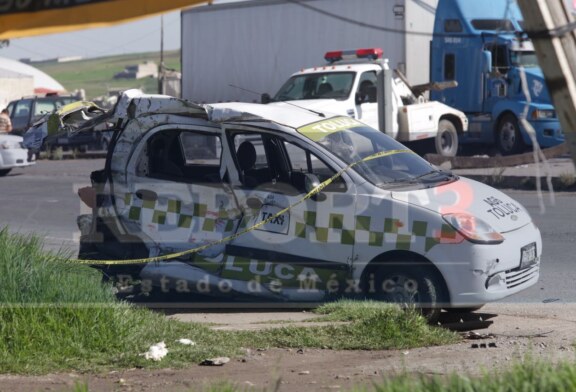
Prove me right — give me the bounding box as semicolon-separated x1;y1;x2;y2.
523;120;564;148
428;221;542;306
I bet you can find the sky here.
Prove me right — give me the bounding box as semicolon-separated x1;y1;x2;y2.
0;10;181;61
0;0;251;62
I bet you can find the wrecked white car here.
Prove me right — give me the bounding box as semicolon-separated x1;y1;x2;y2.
73;91;540;319
0;133;34;176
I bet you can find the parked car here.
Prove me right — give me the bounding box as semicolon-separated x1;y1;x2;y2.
0;133;34;176
6;95;79;136
72;91;540;320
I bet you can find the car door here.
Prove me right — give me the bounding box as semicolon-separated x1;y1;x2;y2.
119;126;242;275
223;129;357;300
355;71;379;128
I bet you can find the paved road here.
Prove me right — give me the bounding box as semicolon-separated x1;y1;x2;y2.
1;159;103;252
504;191;576;304
1;159;574;304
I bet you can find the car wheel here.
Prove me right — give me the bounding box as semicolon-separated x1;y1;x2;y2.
435;119;459;157
371;263;446;323
497;114;525;155
0;169;11;176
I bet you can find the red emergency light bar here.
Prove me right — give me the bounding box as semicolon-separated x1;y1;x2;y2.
324;48;383;63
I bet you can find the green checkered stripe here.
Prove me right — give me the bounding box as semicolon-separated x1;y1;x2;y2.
122;193;240;233
293;212;458;252
294;211;357;245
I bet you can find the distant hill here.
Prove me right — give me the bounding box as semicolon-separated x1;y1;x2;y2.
33;50;180;100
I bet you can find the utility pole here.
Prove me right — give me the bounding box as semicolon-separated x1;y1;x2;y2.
158;15;165;94
516;0;576;165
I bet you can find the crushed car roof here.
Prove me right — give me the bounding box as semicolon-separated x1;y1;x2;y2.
206;102;331;130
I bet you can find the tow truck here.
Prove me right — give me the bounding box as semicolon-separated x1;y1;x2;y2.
262;48;469;157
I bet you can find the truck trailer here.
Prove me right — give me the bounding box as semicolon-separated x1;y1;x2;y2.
181;0;437;104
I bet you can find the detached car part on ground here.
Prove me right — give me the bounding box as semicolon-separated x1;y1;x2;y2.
0;133;34;176
55;90;540;321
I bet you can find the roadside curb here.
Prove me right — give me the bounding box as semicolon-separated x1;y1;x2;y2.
457;174;576;192
425;143;569;169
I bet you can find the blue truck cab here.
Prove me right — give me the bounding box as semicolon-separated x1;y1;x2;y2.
430;0;565;154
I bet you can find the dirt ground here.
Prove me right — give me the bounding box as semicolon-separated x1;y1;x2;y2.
1;303;575;392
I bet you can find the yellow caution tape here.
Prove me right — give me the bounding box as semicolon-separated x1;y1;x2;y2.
70;149;414;265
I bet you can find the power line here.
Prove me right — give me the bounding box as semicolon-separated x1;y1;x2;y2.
286;0;576;40
286;0;433;36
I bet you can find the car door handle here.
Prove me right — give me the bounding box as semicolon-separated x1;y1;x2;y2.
135;189;158;202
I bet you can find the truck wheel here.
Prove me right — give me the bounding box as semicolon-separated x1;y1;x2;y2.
497;114;525;155
371;263;446;323
435;119;459;157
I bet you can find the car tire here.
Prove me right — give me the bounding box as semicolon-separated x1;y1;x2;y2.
371;263;446;323
435;119;459;157
0;169;11;176
497;114;525;155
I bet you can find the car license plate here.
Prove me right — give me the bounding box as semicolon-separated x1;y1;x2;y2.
520;242;537;269
57;138;68;144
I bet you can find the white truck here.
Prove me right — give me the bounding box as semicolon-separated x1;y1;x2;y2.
264;48;468;156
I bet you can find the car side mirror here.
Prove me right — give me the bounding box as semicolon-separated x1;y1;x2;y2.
355;92;363;105
482;51;493;74
304;173;327;202
261;93;271;104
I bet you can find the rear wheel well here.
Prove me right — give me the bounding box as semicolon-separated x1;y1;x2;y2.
439;114;462;134
494;111;516;134
360;250;451;304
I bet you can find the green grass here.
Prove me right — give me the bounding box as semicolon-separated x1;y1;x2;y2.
352;359;576;392
248;300;456;350
0;229;457;373
178;359;576;392
33;50;180;99
0;228;240;373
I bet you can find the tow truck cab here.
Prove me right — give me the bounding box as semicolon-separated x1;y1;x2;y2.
264;48;468;157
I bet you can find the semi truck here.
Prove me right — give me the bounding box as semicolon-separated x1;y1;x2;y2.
430;0;565;154
181;0;565;154
264;48;468;156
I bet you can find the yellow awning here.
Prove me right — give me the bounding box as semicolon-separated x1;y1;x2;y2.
0;0;206;40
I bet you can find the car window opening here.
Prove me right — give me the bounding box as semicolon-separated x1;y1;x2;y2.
232;132;346;194
146;130;223;185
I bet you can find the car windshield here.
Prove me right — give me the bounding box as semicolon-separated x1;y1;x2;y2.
311;123;453;187
273;72;354;101
510;50;539;68
34;97;78;118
